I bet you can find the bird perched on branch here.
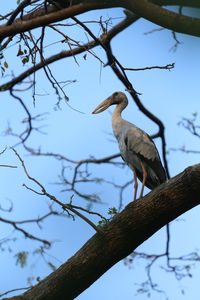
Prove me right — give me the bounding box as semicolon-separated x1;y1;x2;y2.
92;92;166;200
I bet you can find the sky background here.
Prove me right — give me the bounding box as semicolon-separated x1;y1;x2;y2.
0;2;200;300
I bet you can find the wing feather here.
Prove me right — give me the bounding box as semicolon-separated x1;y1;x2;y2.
126;127;158;160
125;126;166;185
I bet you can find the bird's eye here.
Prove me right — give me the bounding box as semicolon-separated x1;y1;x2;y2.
113;92;118;97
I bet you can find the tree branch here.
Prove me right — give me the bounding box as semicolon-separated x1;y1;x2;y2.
152;0;200;8
5;163;200;300
0;0;200;42
0;2;115;41
125;0;200;37
0;10;136;91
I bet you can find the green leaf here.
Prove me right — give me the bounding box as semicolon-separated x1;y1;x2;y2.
15;251;28;268
108;207;118;216
4;61;8;68
22;56;29;65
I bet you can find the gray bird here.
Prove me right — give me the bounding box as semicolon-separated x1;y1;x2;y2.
92;91;166;200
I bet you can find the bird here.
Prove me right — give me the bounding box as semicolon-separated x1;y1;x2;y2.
92;91;166;200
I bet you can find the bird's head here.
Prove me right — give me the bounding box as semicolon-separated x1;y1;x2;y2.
92;91;128;114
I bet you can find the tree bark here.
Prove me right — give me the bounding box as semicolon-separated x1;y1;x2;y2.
5;164;200;300
0;0;200;41
125;0;200;37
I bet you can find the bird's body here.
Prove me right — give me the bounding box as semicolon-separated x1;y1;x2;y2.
92;92;166;200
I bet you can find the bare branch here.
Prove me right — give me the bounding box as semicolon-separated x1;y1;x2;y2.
12;148;103;233
0;0;199;42
5;163;200;300
10;90;33;146
125;0;200;37
0;10;135;91
0;3;113;42
124;63;175;71
0;147;17;168
0;164;17;168
0;287;31;298
0;216;51;247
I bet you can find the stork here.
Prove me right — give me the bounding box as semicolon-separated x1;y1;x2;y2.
92;92;166;200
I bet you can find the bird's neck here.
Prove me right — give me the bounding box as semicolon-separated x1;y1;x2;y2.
112;101;127;122
112;101;127;138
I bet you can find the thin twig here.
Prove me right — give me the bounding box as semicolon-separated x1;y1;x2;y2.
124;63;175;71
0;286;31;298
12;148;103;233
0;164;17;168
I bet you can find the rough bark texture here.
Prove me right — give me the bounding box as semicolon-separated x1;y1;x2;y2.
5;164;200;300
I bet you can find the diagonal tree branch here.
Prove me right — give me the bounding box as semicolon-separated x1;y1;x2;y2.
125;0;200;37
2;0;200;28
0;2;115;41
0;0;199;41
4;163;200;300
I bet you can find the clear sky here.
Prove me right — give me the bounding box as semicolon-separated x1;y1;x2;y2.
1;2;200;300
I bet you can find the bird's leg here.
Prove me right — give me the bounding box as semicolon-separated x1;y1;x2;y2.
140;162;147;198
133;169;138;201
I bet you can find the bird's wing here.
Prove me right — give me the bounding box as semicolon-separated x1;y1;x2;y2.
125;126;159;161
125;126;166;183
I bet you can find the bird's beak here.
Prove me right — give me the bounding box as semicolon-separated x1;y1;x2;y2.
92;97;111;114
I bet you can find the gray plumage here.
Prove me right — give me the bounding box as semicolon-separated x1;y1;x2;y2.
92;91;166;198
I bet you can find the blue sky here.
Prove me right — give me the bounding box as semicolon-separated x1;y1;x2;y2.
1;2;200;299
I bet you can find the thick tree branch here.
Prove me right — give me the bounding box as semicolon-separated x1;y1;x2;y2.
5;163;200;300
125;0;200;37
0;2;116;41
0;0;200;41
153;0;200;8
3;0;200;27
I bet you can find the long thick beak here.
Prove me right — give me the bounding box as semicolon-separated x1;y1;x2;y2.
92;97;111;114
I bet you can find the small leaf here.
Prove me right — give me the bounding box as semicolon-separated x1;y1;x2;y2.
15;251;28;268
22;56;29;65
4;61;8;68
108;207;118;216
